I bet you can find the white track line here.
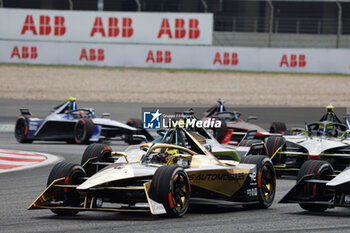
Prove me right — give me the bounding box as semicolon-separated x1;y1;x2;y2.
0;124;14;132
0;149;62;174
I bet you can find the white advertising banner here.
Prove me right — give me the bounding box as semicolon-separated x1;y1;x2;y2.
0;40;349;74
0;8;213;45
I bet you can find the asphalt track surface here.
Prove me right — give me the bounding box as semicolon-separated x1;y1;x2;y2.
1;99;350;233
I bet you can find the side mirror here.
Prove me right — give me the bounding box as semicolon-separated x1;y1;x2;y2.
101;113;111;118
247;116;257;122
132;134;148;143
111;152;129;163
341;130;350;142
291;128;309;139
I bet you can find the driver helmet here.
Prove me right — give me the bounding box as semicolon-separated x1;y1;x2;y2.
159;148;179;163
217;99;226;113
67;96;77;111
325;124;336;136
326;105;335;112
319;124;336;136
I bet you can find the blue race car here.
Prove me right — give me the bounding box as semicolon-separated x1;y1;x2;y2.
14;97;153;144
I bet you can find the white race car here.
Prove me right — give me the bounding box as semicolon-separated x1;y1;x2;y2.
266;106;350;175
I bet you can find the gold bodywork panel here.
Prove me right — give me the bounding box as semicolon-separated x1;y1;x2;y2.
28;178;65;210
187;131;206;143
29;178;154;214
144;181;166;215
187;168;250;197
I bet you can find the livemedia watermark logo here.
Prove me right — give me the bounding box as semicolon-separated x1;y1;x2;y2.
143;109;162;129
142;107;222;129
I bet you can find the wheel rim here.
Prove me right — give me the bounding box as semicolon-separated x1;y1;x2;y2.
171;172;190;212
261;164;275;201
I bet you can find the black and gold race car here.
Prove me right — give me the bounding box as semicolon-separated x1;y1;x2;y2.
29;128;276;217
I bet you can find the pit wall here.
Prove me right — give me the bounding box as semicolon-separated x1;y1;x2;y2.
0;8;349;74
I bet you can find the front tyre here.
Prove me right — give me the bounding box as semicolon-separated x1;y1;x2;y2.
239;139;263;147
265;136;286;164
241;155;276;209
14;117;33;143
47;162;86;215
296;160;334;212
81;143;112;177
150;165;190;217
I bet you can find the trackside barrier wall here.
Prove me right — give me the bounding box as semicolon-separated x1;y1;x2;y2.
0;8;213;45
0;8;349;74
1;40;350;74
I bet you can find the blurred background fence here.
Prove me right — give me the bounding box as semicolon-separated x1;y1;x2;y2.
2;0;350;48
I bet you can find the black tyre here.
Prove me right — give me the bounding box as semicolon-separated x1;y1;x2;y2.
241;155;276;209
81;143;113;176
239;139;263;147
14;117;33;143
265;136;286;164
150;165;190;217
47;162;86;215
213;119;228;143
125;118;144;145
126;118;143;129
269;122;287;134
74;119;95;144
296;160;334;212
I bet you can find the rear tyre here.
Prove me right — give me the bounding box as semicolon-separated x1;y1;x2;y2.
241;155;276;209
269;122;287;134
296;160;334;212
126;118;142;128
125;118;144;145
14;117;33;143
150;165;190;217
47;162;86;215
74;119;94;144
81;143;113;176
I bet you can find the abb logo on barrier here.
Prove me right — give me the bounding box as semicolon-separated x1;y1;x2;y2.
157;18;200;39
79;49;105;61
280;54;306;67
213;52;239;65
11;46;38;59
90;17;133;38
146;50;172;63
21;15;66;36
